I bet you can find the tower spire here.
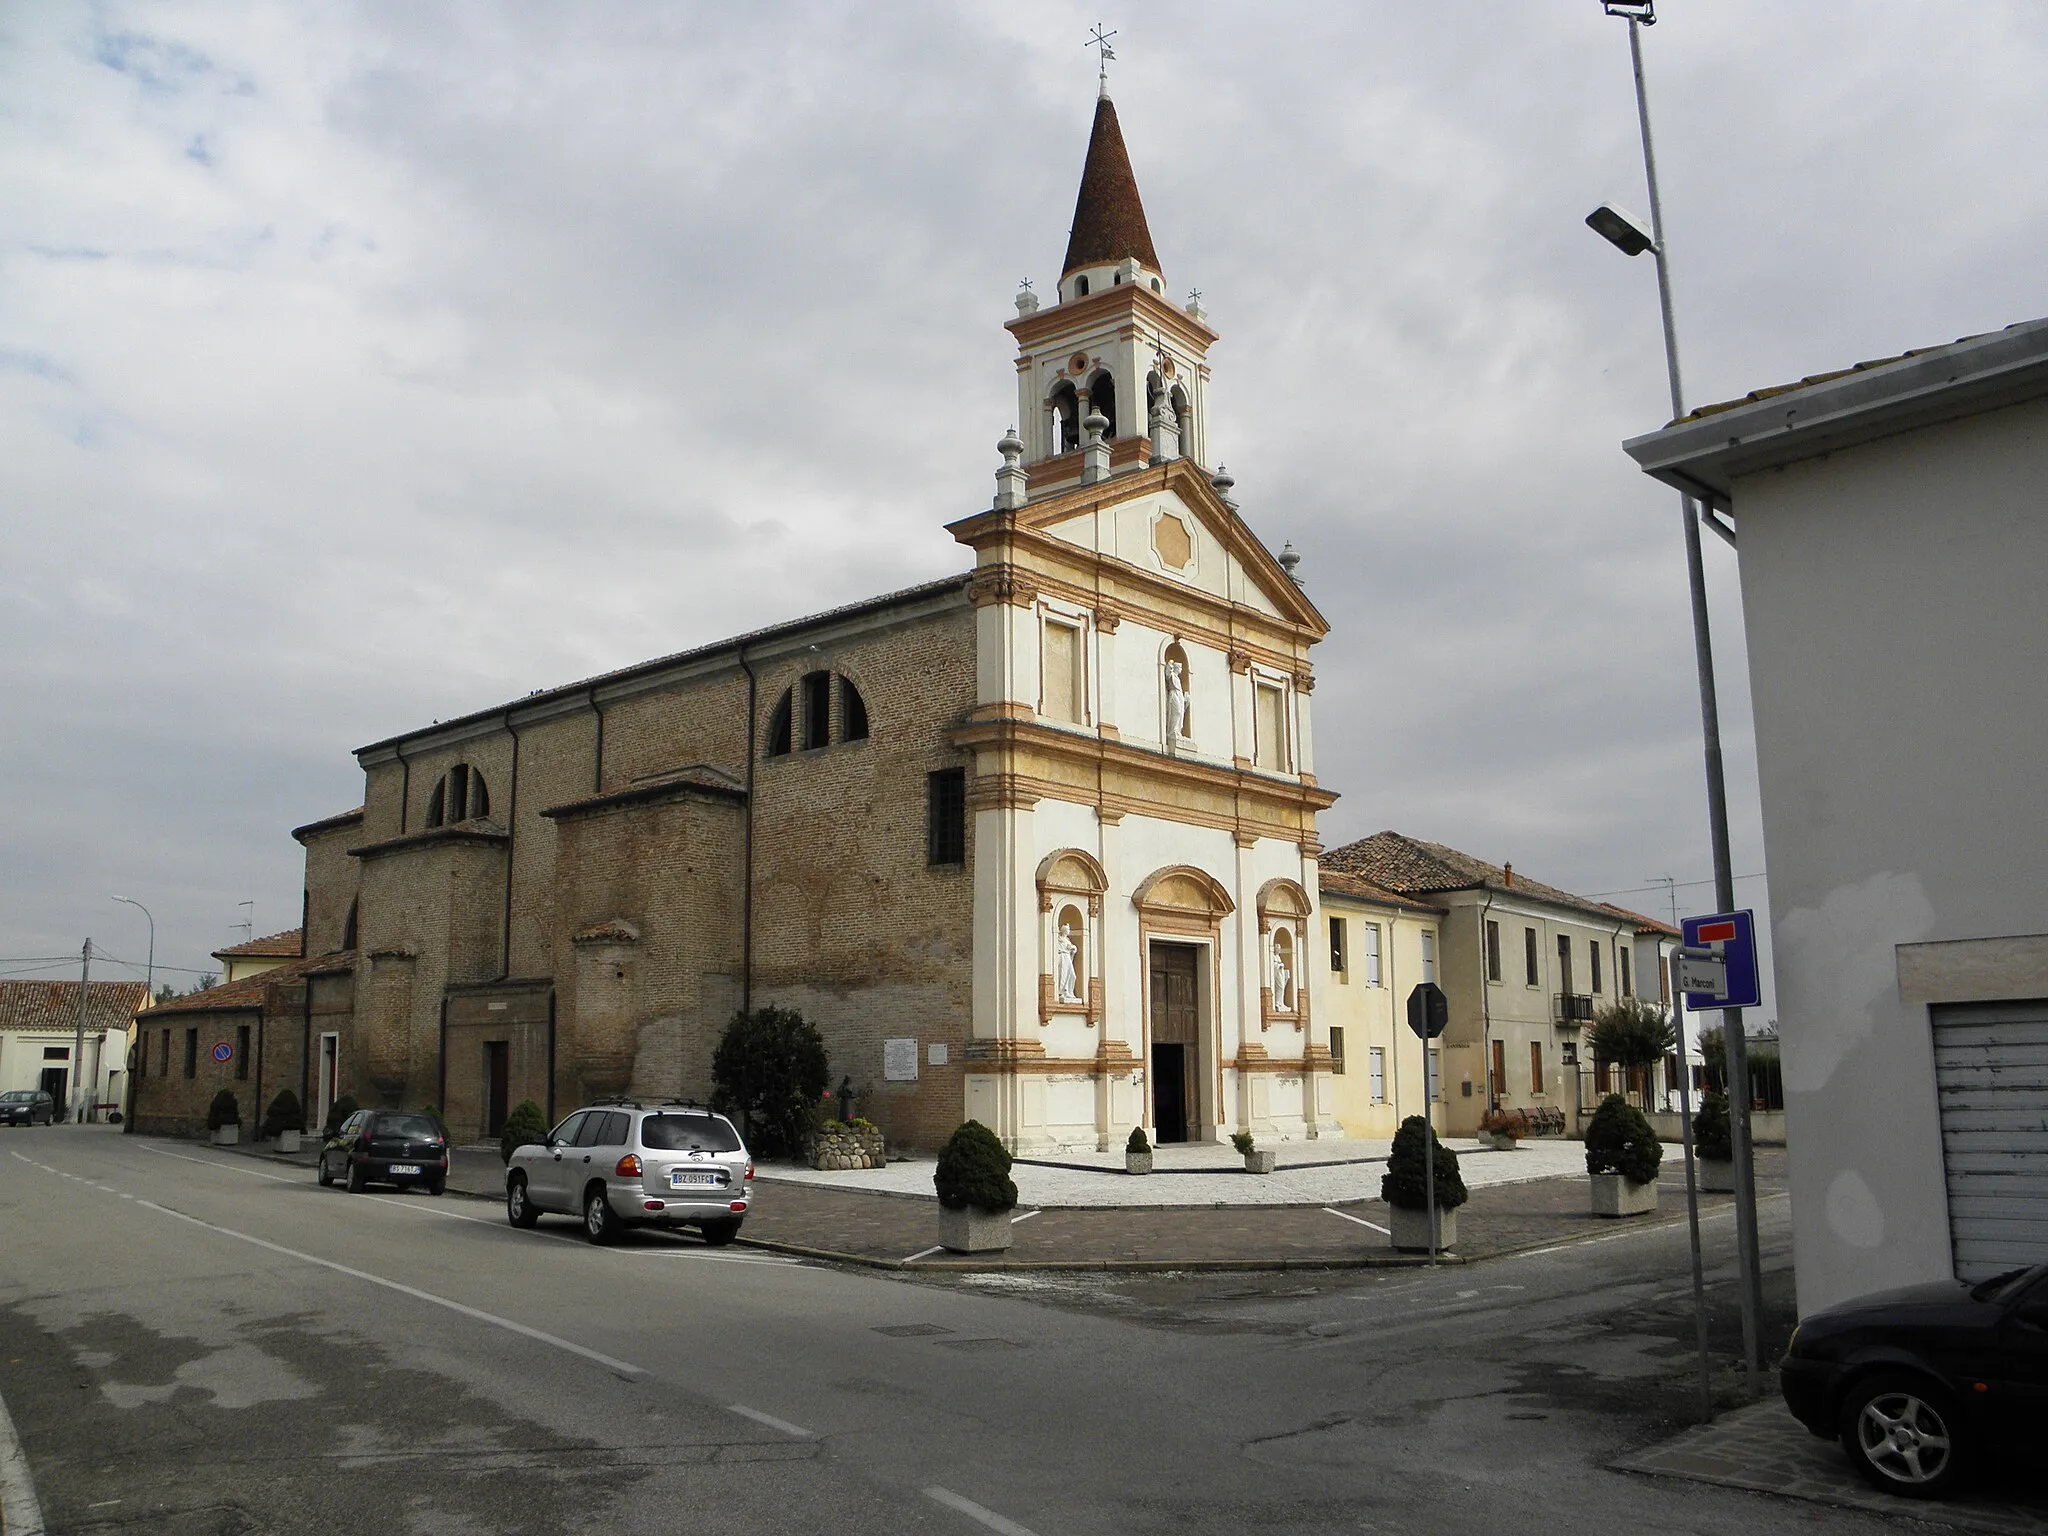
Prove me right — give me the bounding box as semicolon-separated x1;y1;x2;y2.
1061;90;1159;281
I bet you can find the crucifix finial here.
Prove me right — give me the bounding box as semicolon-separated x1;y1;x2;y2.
1088;23;1117;97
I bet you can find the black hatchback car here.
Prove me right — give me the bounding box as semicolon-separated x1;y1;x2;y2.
1781;1264;2048;1497
318;1110;449;1194
0;1090;56;1126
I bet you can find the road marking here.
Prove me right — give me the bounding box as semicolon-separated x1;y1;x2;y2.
138;1144;300;1184
1010;1209;1041;1224
0;1384;45;1536
900;1244;946;1265
1322;1207;1391;1235
925;1486;1041;1536
727;1404;815;1439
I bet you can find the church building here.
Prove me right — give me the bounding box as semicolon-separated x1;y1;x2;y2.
132;86;1339;1155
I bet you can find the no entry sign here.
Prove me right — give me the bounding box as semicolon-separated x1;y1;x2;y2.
1679;910;1762;1010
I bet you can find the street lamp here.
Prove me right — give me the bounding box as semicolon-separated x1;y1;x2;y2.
113;896;154;1132
1589;0;1766;1398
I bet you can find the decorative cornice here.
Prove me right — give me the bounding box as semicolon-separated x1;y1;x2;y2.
349;824;509;861
967;566;1041;609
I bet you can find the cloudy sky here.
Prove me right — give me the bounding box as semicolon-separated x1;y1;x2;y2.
4;3;2043;1003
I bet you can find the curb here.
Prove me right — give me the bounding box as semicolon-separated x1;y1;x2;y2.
730;1234;1464;1274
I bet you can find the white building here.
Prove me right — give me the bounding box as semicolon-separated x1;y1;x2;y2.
1625;317;2048;1313
0;979;149;1119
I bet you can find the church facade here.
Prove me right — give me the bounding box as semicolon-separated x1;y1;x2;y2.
133;89;1339;1154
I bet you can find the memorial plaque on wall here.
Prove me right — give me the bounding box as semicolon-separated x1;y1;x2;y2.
883;1038;919;1082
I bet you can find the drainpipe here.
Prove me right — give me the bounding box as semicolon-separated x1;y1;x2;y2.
437;997;448;1114
737;645;758;1015
396;742;411;834
499;711;521;979
1479;890;1497;1113
299;967;313;1132
587;687;606;794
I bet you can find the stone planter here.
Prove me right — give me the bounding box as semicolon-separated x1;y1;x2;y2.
1244;1150;1277;1175
808;1125;886;1171
1591;1171;1658;1217
1389;1203;1457;1253
1486;1133;1518;1151
1696;1156;1736;1193
1125;1151;1153;1175
211;1124;240;1146
938;1204;1015;1254
276;1129;301;1154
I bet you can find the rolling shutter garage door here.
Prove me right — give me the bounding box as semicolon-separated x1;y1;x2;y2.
1933;1000;2048;1281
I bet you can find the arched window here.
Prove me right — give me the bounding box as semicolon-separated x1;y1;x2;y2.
840;676;869;741
765;689;793;757
425;763;489;828
800;670;831;751
1087;372;1117;439
1050;381;1080;455
1075;274;1090;298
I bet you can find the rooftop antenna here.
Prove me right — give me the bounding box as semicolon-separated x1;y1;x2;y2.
1088;22;1117;97
235;900;254;944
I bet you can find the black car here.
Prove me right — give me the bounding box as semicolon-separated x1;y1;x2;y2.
0;1090;56;1126
1780;1264;2048;1497
318;1110;449;1194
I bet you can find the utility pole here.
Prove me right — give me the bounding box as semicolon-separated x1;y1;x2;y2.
72;939;91;1122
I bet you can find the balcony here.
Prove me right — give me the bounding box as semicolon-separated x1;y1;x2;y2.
1554;992;1595;1026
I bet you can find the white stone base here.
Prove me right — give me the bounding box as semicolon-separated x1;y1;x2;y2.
276;1129;300;1154
1590;1172;1658;1216
1696;1157;1736;1193
1125;1152;1152;1175
1244;1150;1277;1175
212;1125;240;1146
938;1205;1015;1253
1389;1203;1457;1252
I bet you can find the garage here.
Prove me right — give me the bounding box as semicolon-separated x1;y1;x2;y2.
1934;1000;2048;1281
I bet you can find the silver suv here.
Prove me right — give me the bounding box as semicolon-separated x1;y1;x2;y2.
504;1100;753;1245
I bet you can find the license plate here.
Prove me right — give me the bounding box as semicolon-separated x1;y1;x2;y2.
669;1171;719;1189
389;1164;420;1175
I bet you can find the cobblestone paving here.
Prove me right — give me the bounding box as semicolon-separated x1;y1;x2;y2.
1617;1399;2048;1534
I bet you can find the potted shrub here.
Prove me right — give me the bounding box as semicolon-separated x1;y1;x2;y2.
1125;1126;1152;1175
207;1089;241;1146
1692;1091;1735;1193
1478;1107;1528;1151
261;1089;304;1153
1381;1114;1467;1252
1231;1128;1276;1175
934;1120;1017;1253
322;1095;360;1140
1586;1093;1662;1216
498;1099;549;1164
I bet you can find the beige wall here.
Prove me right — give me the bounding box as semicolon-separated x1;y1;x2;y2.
1317;896;1441;1139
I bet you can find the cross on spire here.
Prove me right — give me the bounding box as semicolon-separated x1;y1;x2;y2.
1088;23;1117;97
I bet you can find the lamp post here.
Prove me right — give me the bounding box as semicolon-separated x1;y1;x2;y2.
113;896;153;1132
1588;0;1765;1397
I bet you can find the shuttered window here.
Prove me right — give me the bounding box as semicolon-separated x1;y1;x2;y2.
1933;1000;2048;1280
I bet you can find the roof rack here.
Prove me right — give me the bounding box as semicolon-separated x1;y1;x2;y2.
657;1098;710;1111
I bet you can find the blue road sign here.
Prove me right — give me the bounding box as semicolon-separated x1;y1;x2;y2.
1679;910;1762;1010
211;1041;234;1063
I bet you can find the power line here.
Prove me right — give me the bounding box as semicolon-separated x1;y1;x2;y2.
1580;871;1768;901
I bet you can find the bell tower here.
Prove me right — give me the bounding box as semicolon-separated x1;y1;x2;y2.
1003;87;1219;501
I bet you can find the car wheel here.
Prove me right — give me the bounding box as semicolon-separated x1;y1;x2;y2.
506;1175;539;1228
583;1186;618;1245
700;1219;741;1247
1840;1371;1964;1497
317;1155;333;1188
426;1175;445;1196
346;1158;367;1194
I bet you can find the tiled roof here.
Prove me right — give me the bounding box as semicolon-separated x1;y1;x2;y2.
1316;869;1446;916
0;980;150;1034
145;952;349;1017
1323;831;1665;930
212;928;304;962
1062;93;1161;278
292;807;365;843
1598;902;1682;939
1676;321;2032;424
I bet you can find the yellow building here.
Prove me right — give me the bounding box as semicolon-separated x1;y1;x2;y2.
1315;871;1444;1139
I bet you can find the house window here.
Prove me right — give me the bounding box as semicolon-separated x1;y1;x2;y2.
801;670;832;751
1524;927;1540;987
1486;919;1502;983
1253;680;1289;771
1420;931;1437;984
1329;1026;1346;1075
1369;1046;1387;1103
1531;1041;1544;1095
1041;618;1084;724
1328;916;1347;976
184;1029;198;1079
1620;943;1633;997
42;1046;67;1060
1557;934;1574;995
1590;939;1604;995
765;689;793;757
1361;923;1382;986
840;676;869;741
159;1028;170;1077
927;768;966;867
235;1024;250;1082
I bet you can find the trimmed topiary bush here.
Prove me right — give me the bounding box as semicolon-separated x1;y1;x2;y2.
1381;1115;1467;1212
933;1121;1017;1213
420;1104;449;1142
711;1005;830;1158
322;1095;359;1139
260;1089;303;1140
1585;1094;1663;1185
1126;1126;1150;1155
499;1099;549;1164
1692;1091;1732;1162
206;1089;241;1131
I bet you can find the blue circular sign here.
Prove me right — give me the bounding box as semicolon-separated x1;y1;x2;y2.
211;1041;234;1063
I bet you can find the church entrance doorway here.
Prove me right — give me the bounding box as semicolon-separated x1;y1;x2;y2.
1148;942;1202;1143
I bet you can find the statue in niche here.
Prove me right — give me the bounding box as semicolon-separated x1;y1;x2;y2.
1272;943;1294;1011
1054;922;1081;1005
1165;658;1189;741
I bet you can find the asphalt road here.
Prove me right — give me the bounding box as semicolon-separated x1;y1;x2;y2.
0;1125;1902;1536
